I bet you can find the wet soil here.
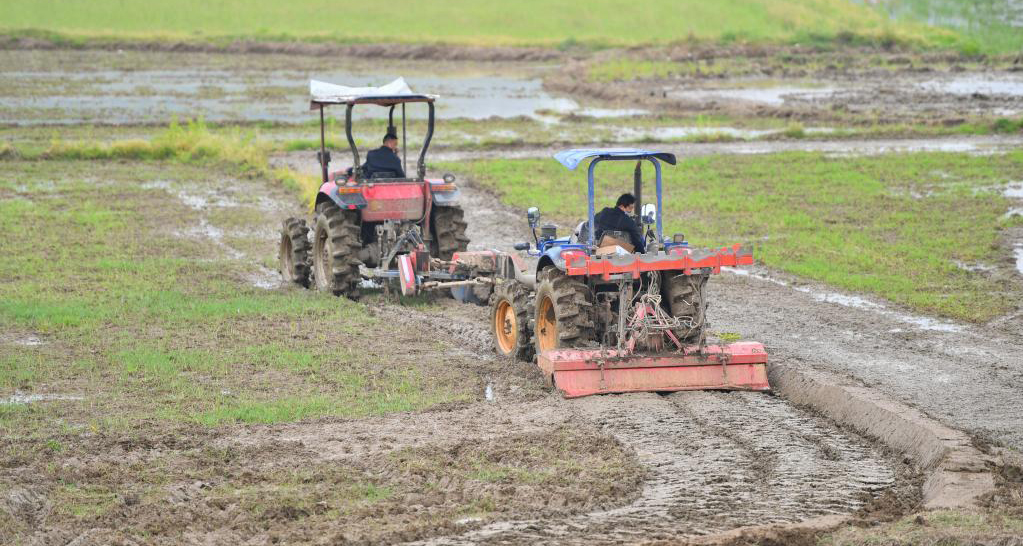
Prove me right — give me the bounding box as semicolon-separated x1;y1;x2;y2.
549;46;1023;124
0;49;584;125
270;133;1023;176
0;34;565;62
710;264;1023;451
417;391;898;545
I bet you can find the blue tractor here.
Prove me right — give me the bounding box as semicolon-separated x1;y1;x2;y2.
483;149;768;398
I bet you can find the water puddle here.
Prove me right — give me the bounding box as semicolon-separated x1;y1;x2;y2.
955;261;996;273
2;334;45;346
2;392;84;404
1015;244;1023;276
248;266;280;289
666;84;838;106
614;126;777;141
917;75;1023;96
1;58;637;125
574;107;649;118
723;266;964;332
1005;182;1023;199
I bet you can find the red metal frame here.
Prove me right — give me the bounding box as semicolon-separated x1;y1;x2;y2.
563;243;754;280
538;342;769;398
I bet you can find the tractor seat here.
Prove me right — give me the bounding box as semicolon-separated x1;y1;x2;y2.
597;230;634;254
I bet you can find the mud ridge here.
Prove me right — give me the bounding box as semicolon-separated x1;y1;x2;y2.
769;363;998;510
0;35;564;62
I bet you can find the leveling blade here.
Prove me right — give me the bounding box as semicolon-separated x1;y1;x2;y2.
537;342;769;398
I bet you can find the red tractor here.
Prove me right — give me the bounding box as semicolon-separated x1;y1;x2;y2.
279;78;471;298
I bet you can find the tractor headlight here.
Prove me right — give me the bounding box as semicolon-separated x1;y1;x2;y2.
443;173;456;183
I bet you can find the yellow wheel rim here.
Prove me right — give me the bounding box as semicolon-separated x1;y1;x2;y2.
495;300;517;355
537;295;557;353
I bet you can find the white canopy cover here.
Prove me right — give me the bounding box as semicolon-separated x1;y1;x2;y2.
309;77;436;104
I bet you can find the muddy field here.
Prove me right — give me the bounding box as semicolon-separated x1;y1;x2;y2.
3;46;1022;132
3;42;1023;545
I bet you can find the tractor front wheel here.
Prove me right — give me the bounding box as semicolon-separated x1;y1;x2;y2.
491;280;534;361
312;202;362;298
533;268;595;355
279;217;311;288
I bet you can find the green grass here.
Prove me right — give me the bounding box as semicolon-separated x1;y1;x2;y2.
440;152;1023;322
864;0;1023;54
823;509;1023;545
0;0;958;49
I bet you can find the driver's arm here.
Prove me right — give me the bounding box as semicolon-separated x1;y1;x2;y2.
627;219;645;253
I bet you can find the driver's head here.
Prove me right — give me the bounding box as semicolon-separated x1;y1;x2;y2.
383;132;399;151
615;193;636;213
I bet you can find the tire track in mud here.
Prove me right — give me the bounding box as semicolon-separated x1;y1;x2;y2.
415;391;894;545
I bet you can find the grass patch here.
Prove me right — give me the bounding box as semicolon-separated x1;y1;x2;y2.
0;0;958;50
0;159;470;435
440;151;1023;322
54;483;118;519
193;368;460;426
823;509;1023;545
865;0;1023;55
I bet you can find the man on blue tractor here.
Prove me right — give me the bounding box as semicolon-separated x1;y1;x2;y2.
594;193;645;253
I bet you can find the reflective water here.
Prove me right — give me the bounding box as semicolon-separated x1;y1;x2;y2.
0;65;639;125
666;84;838;106
917;75;1023;96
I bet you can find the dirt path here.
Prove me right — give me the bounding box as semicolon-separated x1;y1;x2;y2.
710;267;1023;451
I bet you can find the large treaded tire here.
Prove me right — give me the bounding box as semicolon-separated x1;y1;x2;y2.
490;280;535;361
279;217;311;288
533;268;595;355
312;201;362;298
664;271;709;345
431;205;470;261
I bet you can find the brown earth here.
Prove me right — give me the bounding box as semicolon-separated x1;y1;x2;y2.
546;46;1023;125
0;35;564;62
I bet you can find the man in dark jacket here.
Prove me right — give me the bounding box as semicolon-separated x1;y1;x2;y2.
594;193;645;253
362;132;405;179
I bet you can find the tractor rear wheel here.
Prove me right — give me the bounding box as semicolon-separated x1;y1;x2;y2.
533;268;595;355
664;271;708;345
279;217;311;288
490;280;534;361
430;205;469;260
312;201;362;298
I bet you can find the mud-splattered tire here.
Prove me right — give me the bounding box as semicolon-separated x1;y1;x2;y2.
431;205;470;261
664;271;708;345
533;268;595;355
490;280;535;361
312;202;362;298
278;217;311;288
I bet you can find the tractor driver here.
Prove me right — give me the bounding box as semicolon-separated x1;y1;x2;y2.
362;132;405;179
594;193;645;253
